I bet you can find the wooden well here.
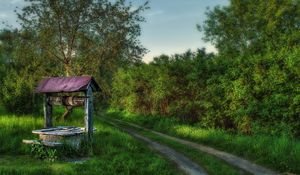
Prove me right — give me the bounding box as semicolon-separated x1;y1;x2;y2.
23;76;100;148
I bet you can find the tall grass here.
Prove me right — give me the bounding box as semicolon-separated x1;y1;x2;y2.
106;109;300;174
0;106;182;175
0;115;43;154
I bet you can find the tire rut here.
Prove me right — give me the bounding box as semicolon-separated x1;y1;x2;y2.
110;118;279;175
103;119;208;175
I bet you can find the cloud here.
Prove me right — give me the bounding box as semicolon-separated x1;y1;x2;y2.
9;0;23;4
205;44;218;54
142;42;218;63
129;6;138;12
145;10;164;17
0;13;9;18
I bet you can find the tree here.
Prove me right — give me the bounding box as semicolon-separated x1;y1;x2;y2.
199;0;300;56
0;29;15;85
0;29;52;113
17;0;148;76
0;0;148;113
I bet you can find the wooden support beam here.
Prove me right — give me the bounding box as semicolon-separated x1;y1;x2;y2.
44;93;52;128
84;86;93;138
49;96;86;106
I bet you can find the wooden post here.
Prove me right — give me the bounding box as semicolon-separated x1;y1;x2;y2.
44;93;52;128
84;86;93;138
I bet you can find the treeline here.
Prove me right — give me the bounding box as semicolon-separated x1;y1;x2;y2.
111;48;300;135
111;0;300;135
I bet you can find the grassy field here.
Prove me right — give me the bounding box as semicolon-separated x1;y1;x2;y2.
106;109;300;174
0;106;182;175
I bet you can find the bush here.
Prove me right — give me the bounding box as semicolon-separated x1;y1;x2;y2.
30;140;91;162
30;144;58;162
0;69;41;114
111;47;300;135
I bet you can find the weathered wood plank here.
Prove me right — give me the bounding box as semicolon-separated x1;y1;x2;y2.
22;139;40;145
32;126;85;136
42;141;63;147
22;139;63;147
84;85;93;138
44;93;52;128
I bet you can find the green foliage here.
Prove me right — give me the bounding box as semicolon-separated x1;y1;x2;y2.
111;61;175;115
109;0;300;147
29;141;91;162
0;29;54;114
112;49;213;122
199;0;300;56
111;47;300;134
30;144;58;162
1;69;37;114
0;29;16;88
0;0;149;113
16;0;148;97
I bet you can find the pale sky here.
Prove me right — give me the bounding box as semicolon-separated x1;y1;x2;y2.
0;0;229;62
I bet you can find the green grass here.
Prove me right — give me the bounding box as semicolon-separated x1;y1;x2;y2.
0;115;43;155
112;120;248;175
106;109;300;174
0;106;183;175
0;105;6;115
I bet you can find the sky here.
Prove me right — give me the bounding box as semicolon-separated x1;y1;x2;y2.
0;0;229;62
138;0;228;62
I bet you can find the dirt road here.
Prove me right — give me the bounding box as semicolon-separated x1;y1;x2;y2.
103;119;208;175
110;118;279;175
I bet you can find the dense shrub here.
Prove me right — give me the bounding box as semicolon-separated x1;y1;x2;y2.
1;69;41;114
111;48;300;135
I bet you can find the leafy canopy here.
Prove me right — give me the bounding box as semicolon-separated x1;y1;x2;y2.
17;0;148;76
0;0;148;113
199;0;300;56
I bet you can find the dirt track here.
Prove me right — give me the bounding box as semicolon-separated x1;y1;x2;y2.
110;118;279;175
104;119;208;175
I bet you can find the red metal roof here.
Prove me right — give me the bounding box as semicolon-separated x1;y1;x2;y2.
35;76;100;93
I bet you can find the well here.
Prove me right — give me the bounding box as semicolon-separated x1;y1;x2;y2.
23;76;100;149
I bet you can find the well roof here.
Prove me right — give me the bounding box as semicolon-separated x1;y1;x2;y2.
35;76;100;93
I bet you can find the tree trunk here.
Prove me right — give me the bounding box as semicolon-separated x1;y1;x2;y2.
64;62;72;76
